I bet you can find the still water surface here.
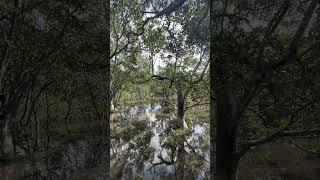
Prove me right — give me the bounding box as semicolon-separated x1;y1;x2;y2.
0;103;319;179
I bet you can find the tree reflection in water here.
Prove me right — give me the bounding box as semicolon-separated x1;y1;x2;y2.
1;138;110;180
111;103;210;180
0;102;209;180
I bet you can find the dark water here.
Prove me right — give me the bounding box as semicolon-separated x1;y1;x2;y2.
238;141;320;180
1;103;319;179
0;139;109;179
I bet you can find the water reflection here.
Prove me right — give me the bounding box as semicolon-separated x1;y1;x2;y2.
110;103;210;180
0;138;109;179
0;102;319;179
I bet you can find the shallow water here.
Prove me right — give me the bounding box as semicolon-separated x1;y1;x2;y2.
0;141;109;179
110;103;210;179
1;103;319;180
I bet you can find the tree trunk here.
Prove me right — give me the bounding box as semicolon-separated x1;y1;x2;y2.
1;113;14;160
34;111;40;151
176;143;186;179
177;89;186;129
176;88;187;178
215;83;240;180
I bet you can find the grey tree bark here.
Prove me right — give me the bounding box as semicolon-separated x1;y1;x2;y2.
1;113;14;160
215;82;240;180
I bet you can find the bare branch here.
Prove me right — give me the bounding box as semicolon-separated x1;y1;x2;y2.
268;0;319;69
